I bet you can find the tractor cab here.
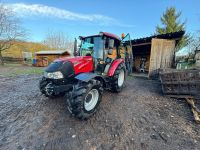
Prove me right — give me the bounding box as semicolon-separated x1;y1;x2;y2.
79;32;132;75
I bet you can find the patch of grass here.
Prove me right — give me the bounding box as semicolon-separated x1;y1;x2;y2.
13;67;44;75
1;63;22;67
176;62;195;69
126;74;134;80
0;64;45;77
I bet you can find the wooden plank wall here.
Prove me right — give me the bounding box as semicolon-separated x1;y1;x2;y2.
35;54;58;67
149;38;175;77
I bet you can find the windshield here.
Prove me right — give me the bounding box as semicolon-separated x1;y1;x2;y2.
80;36;103;59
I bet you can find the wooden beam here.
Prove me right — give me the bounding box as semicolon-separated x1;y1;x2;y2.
186;98;200;124
132;42;151;47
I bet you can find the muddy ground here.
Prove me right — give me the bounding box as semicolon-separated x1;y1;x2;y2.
0;74;200;150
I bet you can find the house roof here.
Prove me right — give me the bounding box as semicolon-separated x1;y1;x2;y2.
35;50;70;55
131;31;185;45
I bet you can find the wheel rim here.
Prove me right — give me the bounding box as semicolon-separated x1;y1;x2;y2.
84;89;99;111
45;83;53;96
118;70;125;87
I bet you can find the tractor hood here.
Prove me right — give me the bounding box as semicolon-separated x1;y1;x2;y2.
57;56;94;75
45;56;94;78
45;60;75;79
57;56;92;64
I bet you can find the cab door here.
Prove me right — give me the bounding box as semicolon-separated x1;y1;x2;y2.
121;34;132;58
120;34;133;73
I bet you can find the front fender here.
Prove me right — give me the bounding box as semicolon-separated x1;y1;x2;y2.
75;73;97;82
108;59;125;76
75;73;106;88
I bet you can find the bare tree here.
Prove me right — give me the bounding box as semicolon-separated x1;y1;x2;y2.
0;3;26;65
43;30;74;54
188;31;200;54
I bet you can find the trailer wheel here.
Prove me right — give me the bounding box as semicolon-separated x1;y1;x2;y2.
66;79;103;119
111;63;125;92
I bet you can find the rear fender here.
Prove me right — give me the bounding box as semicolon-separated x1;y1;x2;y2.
108;59;125;76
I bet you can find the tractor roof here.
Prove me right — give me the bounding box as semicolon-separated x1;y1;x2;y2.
80;32;121;41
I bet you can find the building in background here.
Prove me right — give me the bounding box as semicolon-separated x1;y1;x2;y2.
34;50;70;67
130;31;185;78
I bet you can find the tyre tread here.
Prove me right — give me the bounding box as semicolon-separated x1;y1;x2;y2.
66;79;103;120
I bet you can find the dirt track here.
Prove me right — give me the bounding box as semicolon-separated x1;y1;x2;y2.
0;74;200;150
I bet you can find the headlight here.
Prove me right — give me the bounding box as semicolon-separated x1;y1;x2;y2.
44;71;64;79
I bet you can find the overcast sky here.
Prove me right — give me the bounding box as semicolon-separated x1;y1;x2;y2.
3;0;200;42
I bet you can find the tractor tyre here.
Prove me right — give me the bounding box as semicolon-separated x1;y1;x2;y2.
39;78;64;98
111;63;126;92
39;78;51;97
66;79;103;120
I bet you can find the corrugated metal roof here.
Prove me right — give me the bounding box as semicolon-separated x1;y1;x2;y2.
131;31;185;45
35;50;69;55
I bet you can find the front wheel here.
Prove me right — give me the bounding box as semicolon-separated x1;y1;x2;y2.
66;79;103;119
39;78;52;97
111;63;126;92
39;78;64;98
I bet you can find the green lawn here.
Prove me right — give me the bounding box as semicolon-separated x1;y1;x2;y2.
176;62;195;69
13;67;44;75
0;63;45;77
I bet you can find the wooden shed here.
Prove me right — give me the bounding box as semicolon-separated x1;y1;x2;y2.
131;31;185;78
34;50;70;67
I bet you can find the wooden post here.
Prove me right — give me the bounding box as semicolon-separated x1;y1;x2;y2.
0;50;4;65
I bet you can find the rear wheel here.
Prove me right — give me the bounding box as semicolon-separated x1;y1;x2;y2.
111;63;126;92
66;79;103;119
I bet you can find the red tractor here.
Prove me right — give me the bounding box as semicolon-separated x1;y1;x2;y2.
39;32;132;119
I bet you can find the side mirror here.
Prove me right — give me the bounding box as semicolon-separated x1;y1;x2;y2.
108;49;113;55
121;33;125;39
108;39;114;49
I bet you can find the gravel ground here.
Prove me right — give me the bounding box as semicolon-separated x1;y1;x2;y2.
0;74;200;150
